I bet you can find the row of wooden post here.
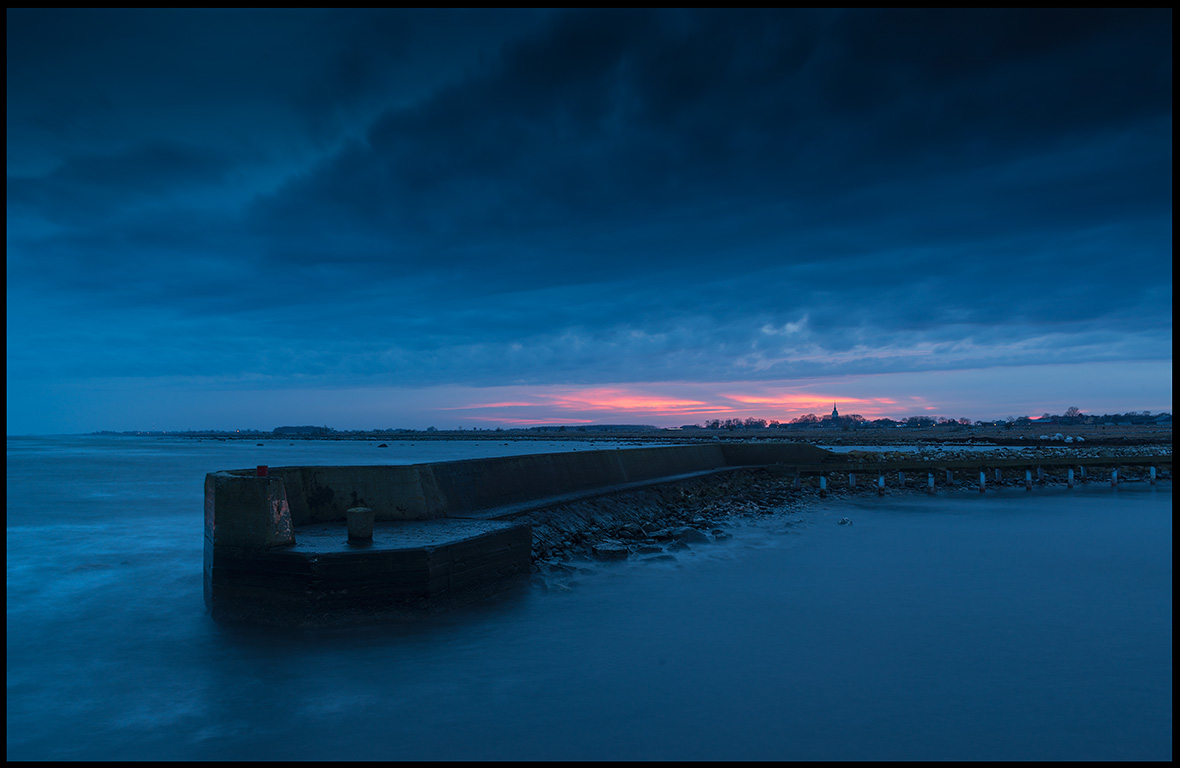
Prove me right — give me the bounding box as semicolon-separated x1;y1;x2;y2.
799;465;1159;497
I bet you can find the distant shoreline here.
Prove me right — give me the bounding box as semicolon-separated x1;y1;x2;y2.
11;423;1172;448
166;423;1170;448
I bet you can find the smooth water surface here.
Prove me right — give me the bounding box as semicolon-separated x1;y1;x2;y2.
6;436;1172;760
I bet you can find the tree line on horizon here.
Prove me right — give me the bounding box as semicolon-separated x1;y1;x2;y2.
688;408;1171;431
92;408;1170;436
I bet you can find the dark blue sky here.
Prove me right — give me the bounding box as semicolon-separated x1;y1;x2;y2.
6;9;1172;433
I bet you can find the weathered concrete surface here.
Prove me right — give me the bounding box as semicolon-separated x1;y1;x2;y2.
203;472;295;612
231;442;835;526
204;443;835;625
207;519;533;627
207;442;1173;625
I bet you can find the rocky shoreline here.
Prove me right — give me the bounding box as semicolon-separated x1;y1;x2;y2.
525;445;1172;584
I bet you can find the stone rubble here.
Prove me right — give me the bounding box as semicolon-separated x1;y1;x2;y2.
525;445;1171;588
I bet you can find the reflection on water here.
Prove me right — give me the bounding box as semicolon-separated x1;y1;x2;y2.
6;437;1172;761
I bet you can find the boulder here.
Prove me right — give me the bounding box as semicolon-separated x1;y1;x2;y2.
591;540;630;561
675;527;711;544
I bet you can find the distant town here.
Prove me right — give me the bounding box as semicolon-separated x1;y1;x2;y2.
94;407;1171;438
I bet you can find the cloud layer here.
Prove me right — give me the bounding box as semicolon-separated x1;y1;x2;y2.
6;9;1172;431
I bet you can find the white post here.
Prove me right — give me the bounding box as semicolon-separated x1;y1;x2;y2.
1025;469;1033;491
820;475;827;497
1067;468;1075;488
927;472;935;493
1150;466;1157;484
849;473;856;490
878;474;885;495
1111;468;1118;488
979;470;986;493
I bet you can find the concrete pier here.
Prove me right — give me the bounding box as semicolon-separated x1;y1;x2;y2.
204;443;1170;626
205;443;834;625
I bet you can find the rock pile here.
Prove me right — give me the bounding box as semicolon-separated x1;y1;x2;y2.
524;446;1171;579
523;468;809;572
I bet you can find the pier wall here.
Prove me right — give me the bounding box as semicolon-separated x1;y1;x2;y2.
213;442;835;529
204;442;1168;625
204;443;833;624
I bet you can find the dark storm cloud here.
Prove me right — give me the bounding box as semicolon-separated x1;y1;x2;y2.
246;9;1170;279
6;8;1172;408
7;142;236;226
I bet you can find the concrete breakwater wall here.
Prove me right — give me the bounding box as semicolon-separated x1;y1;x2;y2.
215;442;835;526
204;443;1170;625
203;443;835;625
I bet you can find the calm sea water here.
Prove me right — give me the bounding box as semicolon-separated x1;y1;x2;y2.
6;436;1172;760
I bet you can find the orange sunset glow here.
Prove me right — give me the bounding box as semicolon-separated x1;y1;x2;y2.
436;381;932;427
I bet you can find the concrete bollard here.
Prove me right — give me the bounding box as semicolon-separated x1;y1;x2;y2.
819;475;827;498
979;470;986;493
1025;469;1033;491
1111;468;1118;488
347;507;376;544
877;474;885;495
1068;468;1074;488
1150;466;1157;484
